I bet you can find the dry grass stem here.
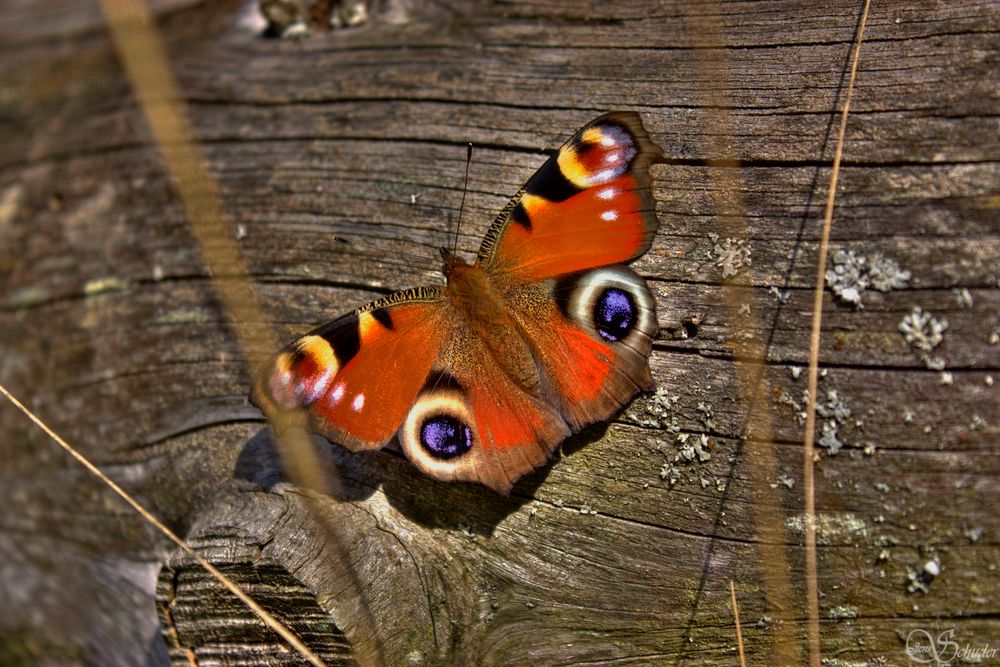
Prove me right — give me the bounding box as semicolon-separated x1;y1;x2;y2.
802;1;873;665
0;383;328;667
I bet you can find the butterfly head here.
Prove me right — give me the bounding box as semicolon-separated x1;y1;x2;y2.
439;246;471;280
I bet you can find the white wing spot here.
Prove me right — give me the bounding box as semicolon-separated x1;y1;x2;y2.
600;135;616;147
305;369;333;405
330;382;346;405
598;187;617;201
277;370;292;389
605;153;621;164
352;393;366;412
590;168;617;184
601;210;618;222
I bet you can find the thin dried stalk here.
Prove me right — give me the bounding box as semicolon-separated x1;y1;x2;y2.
802;1;873;665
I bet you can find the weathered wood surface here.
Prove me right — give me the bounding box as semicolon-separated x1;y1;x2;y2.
1;0;998;665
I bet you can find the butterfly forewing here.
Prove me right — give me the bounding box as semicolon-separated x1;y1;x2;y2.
251;288;448;451
477;112;664;280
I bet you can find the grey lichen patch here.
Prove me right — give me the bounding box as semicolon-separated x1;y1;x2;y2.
675;432;711;463
696;401;716;432
906;559;940;594
330;0;368;28
633;387;681;431
899;306;947;352
708;233;752;279
640;390;720;488
775;384;852;455
826;249;910;307
786;513;869;545
259;0;311;37
773;385;804;423
898;306;948;368
819;659;875;667
157;308;214;325
953;287;973;308
963;526;985;543
83;276;130;296
658;462;681;486
769;285;790;303
260;0;368;37
818;422;844;455
0;183;23;230
867;253;911;292
827;605;859;620
8;285;51;309
772;473;795;489
826;250;866;306
817;389;851;423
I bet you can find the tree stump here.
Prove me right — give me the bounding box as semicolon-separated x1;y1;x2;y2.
1;1;998;665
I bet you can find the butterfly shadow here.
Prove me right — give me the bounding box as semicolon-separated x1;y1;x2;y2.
234;424;609;537
234;427;381;503
381;425;609;536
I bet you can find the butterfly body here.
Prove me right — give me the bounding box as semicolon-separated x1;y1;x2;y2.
440;250;541;395
252;112;665;494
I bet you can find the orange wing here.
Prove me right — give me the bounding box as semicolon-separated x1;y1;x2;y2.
477;111;663;281
395;339;570;496
510;266;659;431
253;286;570;495
250;288;447;451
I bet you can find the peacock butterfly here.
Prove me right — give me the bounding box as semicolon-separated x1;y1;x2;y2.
251;112;664;494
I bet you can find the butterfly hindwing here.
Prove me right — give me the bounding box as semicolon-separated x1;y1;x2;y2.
478;111;664;281
395;344;570;495
503;266;658;431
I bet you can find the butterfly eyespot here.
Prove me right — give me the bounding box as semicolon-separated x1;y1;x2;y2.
556;266;658;348
419;414;474;460
400;389;478;473
593;287;637;342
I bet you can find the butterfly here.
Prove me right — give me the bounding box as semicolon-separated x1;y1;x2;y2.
250;112;664;494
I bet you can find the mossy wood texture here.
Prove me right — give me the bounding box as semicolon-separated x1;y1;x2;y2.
0;1;997;665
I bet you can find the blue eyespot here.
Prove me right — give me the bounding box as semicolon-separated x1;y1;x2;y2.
420;415;473;460
593;287;636;342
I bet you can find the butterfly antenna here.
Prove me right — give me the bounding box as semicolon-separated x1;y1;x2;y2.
453;142;473;254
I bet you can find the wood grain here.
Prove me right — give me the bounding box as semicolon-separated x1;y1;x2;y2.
0;0;997;664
